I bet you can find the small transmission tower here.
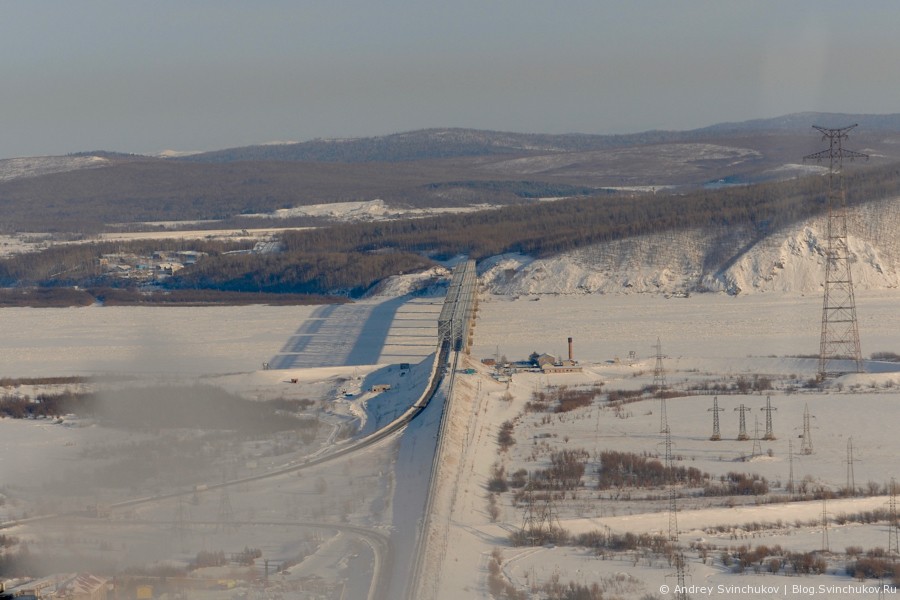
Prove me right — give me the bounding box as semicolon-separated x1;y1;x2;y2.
800;403;815;455
804;125;867;379
708;396;723;441
845;437;856;496
734;404;751;441
217;483;237;532
821;497;830;553
654;338;668;432
888;478;900;557
173;494;190;551
520;479;562;546
663;426;678;542
666;551;691;600
787;439;795;496
760;396;776;440
751;416;762;458
520;482;543;546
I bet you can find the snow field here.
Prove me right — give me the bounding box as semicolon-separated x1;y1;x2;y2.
428;290;900;599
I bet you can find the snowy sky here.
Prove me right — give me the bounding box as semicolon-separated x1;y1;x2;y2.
3;1;900;158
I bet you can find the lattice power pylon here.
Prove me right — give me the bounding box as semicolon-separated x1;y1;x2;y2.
800;403;815;455
663;425;678;542
787;439;795;495
751;416;762;458
217;484;237;532
760;395;776;440
888;478;900;557
654;338;668;432
708;396;723;441
666;551;690;600
804;125;867;380
846;437;856;496
173;494;190;551
520;479;562;546
734;404;751;441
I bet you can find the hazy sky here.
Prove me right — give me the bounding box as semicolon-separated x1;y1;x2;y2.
2;1;900;158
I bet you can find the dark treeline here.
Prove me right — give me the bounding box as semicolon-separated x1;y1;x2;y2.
91;287;346;306
257;162;895;281
168;250;435;296
277;173;834;261
0;287;346;308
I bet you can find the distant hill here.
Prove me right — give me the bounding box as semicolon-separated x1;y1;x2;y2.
178;112;900;164
694;112;900;134
3;112;900;232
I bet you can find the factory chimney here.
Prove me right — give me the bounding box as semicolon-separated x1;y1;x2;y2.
568;337;574;362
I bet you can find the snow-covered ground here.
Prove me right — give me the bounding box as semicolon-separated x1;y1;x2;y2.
0;294;445;598
479;195;900;297
242;198;499;223
4;264;900;599
423;289;900;600
0;155;109;182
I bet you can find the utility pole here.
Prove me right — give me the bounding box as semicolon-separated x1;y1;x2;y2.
708;396;723;441
804;125;867;379
822;497;830;553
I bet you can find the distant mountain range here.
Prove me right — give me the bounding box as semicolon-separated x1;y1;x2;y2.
175;112;900;164
2;112;900;232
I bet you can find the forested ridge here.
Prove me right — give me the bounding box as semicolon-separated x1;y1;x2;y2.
167;162;900;295
2;162;900;299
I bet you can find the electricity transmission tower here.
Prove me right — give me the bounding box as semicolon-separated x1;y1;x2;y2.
751;416;762;458
173;495;190;551
845;438;856;496
654;338;668;432
663;426;678;542
760;396;776;440
787;439;795;496
521;480;562;546
800;404;815;455
804;125;867;379
708;396;723;441
822;497;830;553
217;483;236;532
888;478;900;557
667;551;690;600
734;404;751;441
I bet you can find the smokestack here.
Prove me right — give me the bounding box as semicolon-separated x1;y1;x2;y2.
568;337;573;362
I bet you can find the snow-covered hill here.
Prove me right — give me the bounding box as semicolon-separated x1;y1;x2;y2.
0;154;109;182
479;196;900;296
